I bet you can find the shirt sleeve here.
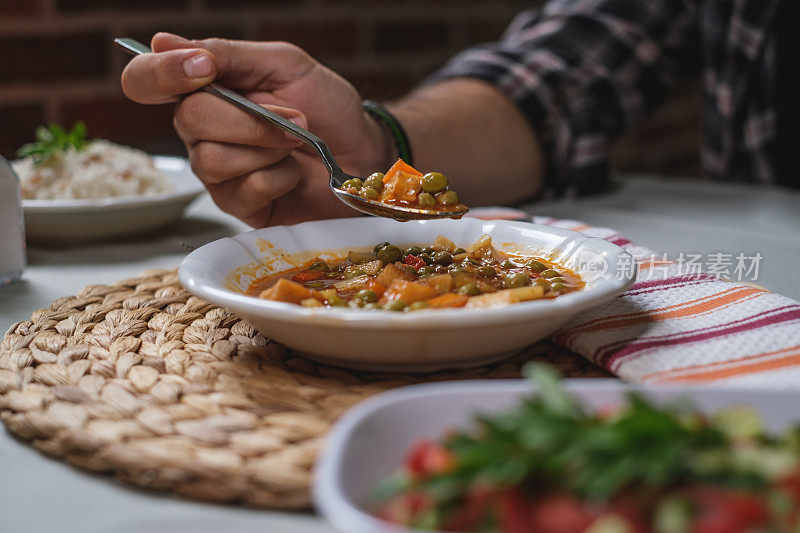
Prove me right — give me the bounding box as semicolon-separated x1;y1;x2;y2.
426;0;698;196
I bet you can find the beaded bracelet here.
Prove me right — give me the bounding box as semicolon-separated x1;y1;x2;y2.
362;99;413;167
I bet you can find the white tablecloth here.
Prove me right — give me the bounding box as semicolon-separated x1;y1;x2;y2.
2;175;799;532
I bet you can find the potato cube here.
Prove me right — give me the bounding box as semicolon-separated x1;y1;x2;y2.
381;170;421;203
361;259;383;276
333;275;371;292
450;271;478;289
466;285;544;308
432;235;457;252
419;274;454;294
382;280;439;304
376;263;414;286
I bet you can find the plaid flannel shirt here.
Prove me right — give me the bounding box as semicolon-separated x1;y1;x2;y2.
429;0;781;196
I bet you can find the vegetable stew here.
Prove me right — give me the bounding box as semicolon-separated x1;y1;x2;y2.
246;235;583;311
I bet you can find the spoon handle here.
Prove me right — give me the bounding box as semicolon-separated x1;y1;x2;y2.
113;38;343;178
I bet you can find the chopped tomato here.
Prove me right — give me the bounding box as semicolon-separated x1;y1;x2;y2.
688;486;769;533
403;254;426;269
291;270;324;283
442;487;497;531
380;492;432;525
405;440;455;479
529;493;595;533
596;404;620;420
777;469;800;505
499;488;531;533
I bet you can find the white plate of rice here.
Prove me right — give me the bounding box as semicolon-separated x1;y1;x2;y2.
14;140;205;243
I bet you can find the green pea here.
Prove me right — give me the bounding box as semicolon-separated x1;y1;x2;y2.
550;282;566;292
364;173;384;191
526;259;546;272
342;178;363;189
306;280;325;289
422;247;436;255
418;266;437;276
418;253;433;265
504;272;530;288
542;269;560;278
478;265;497;278
354;289;378;303
421;172;448;194
373;241;391;254
458;283;481;296
399;264;418;276
309;260;329;271
453;247;467;255
436;190;459;206
432;251;453;265
363;302;382;310
417;192;436;207
406;301;430;311
377;245;403;264
501;260;516;269
344;269;366;279
406;246;423;256
360;186;379;200
383;299;406;312
326;295;346;307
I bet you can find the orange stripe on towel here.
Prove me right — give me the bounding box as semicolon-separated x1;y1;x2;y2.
554;287;765;345
646;344;800;383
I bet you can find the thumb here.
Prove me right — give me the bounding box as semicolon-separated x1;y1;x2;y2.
151;32;316;91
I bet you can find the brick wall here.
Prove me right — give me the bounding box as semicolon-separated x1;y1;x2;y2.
0;0;700;177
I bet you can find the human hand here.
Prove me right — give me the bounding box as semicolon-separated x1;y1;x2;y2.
121;32;389;227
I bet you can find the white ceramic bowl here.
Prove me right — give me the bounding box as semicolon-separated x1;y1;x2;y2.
314;380;800;533
23;155;205;244
178;217;635;371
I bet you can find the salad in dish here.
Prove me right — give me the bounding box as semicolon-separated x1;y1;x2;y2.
374;365;800;532
13;122;174;200
341;159;467;215
247;234;583;311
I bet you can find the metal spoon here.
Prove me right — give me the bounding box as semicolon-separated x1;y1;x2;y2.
114;38;468;221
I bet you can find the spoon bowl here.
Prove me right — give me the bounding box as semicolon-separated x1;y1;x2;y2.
115;38;468;222
332;184;467;221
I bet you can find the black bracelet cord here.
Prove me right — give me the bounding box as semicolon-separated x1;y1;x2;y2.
362;100;413;167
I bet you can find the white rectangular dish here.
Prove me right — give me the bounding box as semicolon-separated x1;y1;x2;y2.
314;380;800;533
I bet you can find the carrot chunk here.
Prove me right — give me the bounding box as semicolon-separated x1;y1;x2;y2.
425;293;469;308
259;278;323;305
367;279;388;298
383;158;423;183
291;270;325;283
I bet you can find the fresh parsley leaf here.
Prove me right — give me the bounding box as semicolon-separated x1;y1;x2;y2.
17;122;89;165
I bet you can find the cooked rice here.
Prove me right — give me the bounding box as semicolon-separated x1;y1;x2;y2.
14;140;175;200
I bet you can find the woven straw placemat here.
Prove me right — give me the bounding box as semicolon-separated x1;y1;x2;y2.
0;269;608;508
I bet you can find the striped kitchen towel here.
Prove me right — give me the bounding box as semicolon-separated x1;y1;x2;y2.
535;217;800;386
